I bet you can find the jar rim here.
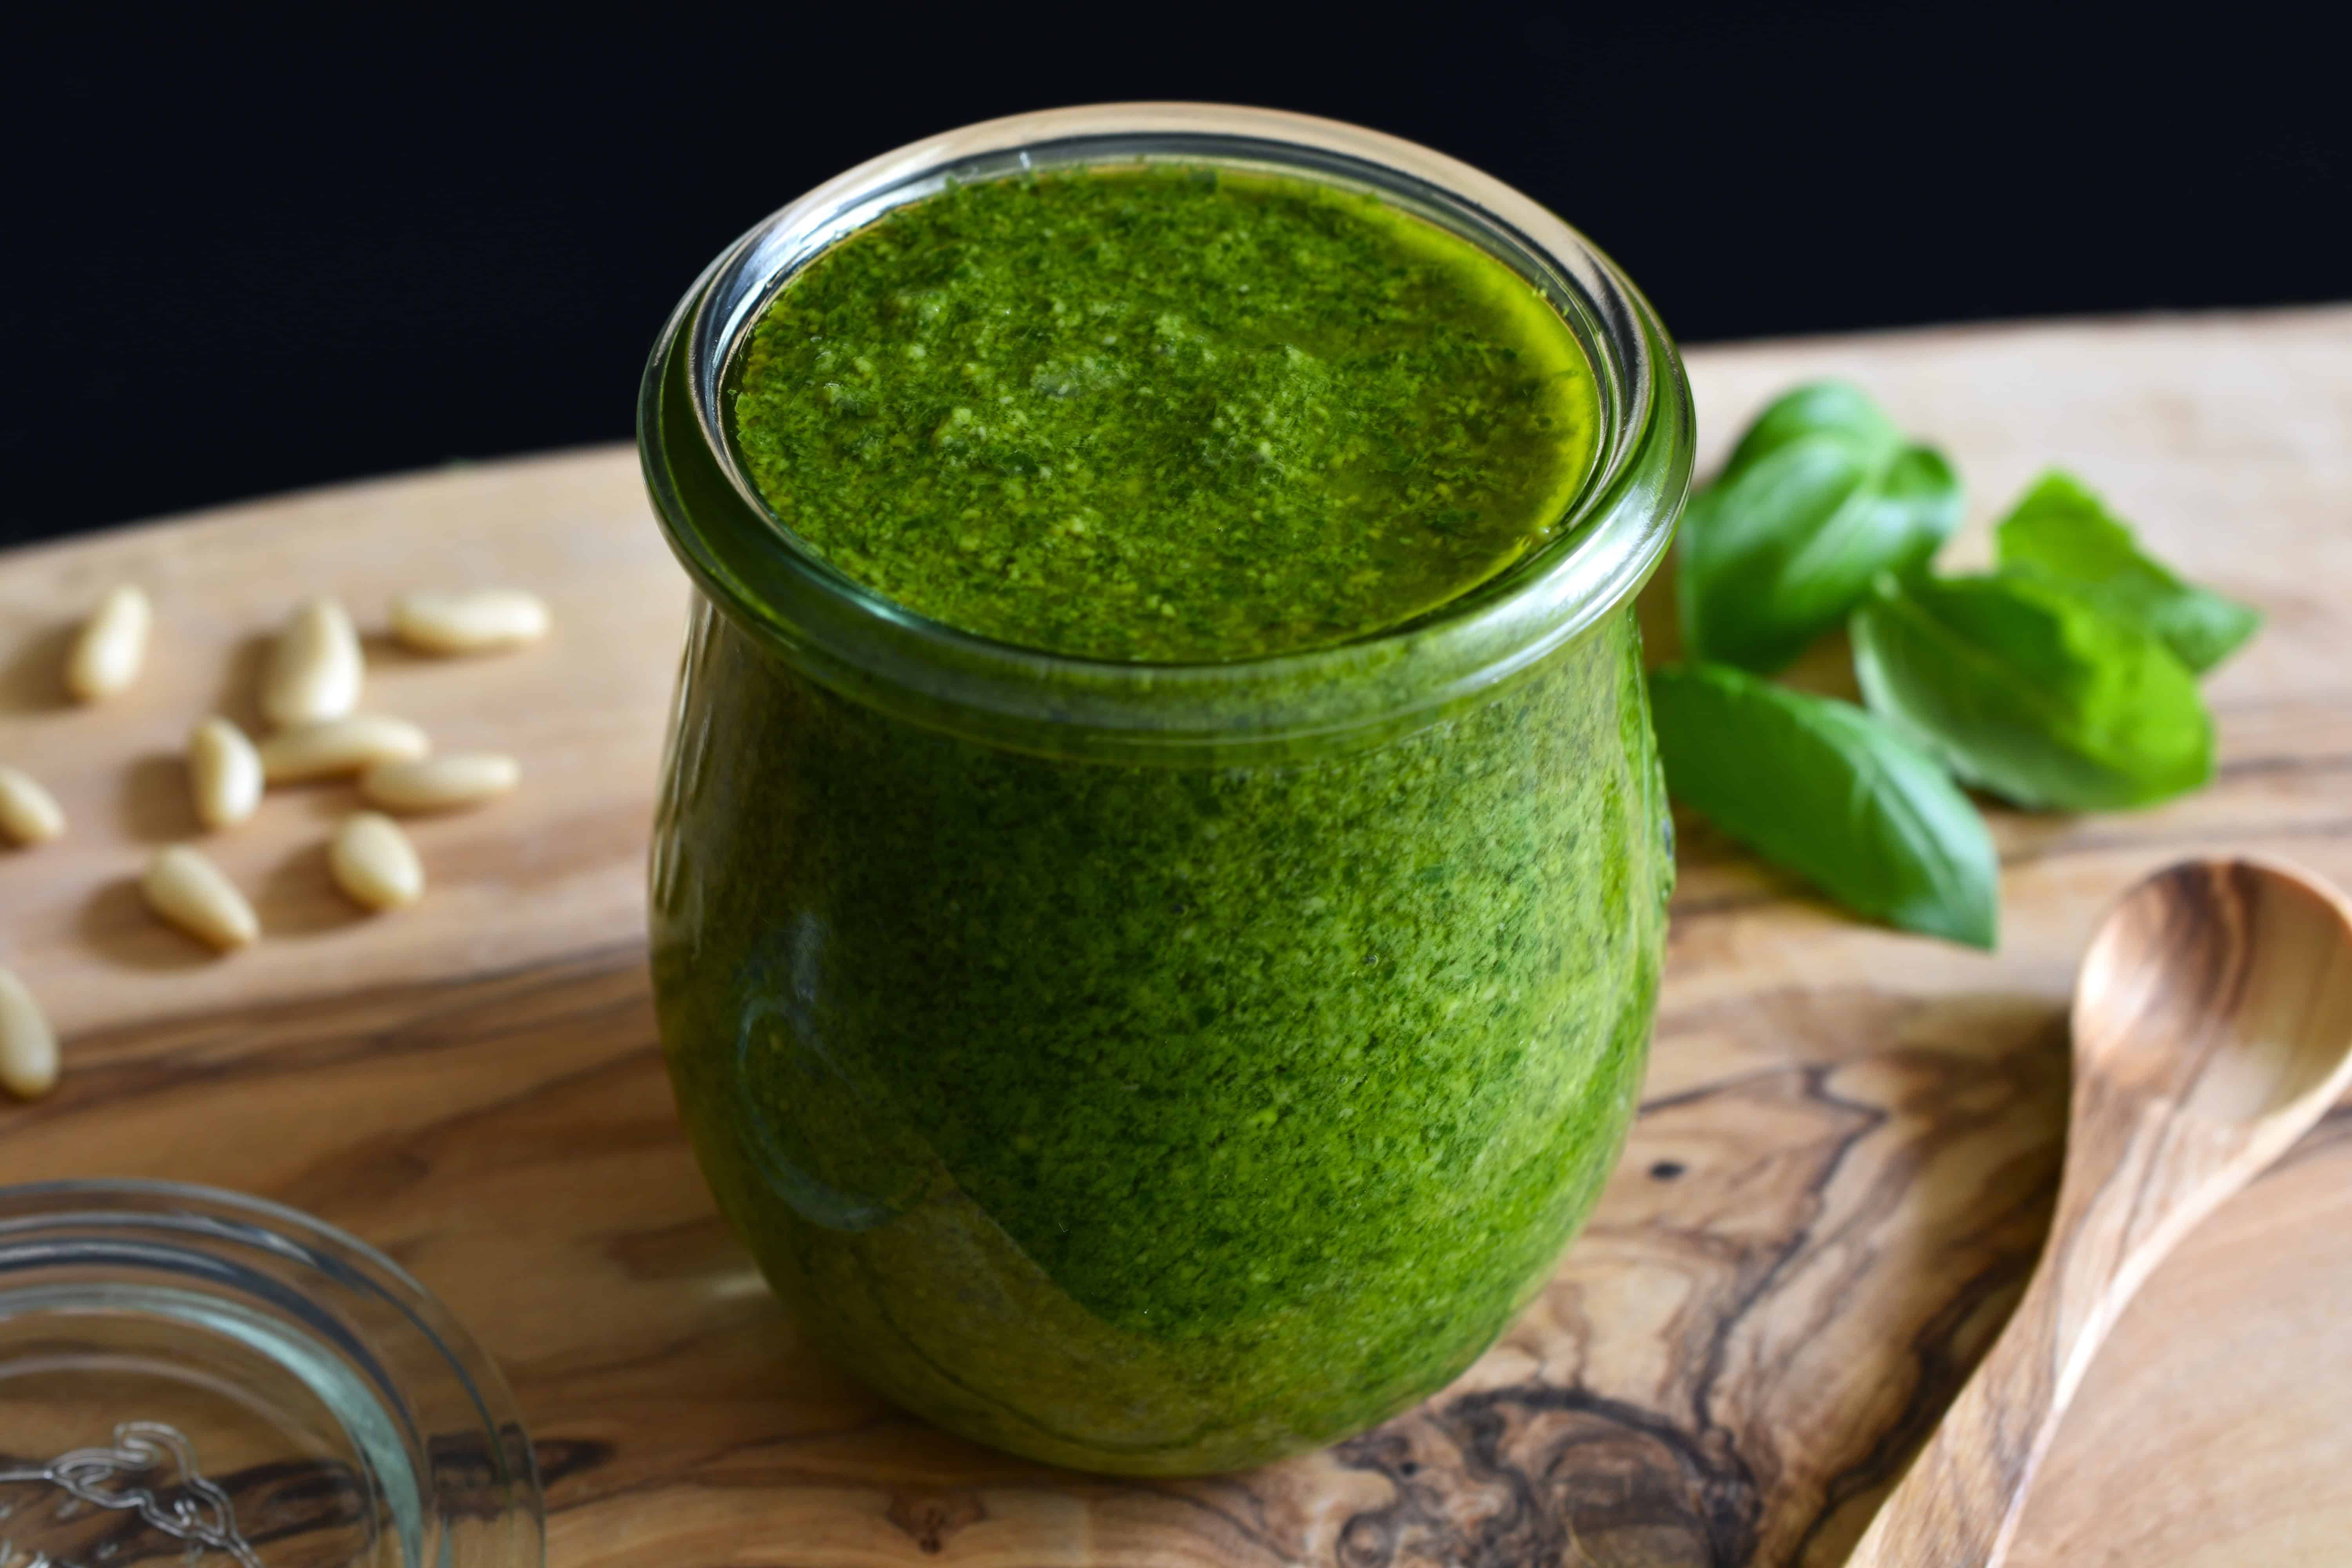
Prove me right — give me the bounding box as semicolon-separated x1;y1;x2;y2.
639;103;1692;761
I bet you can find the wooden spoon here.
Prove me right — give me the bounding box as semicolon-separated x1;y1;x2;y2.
1848;856;2352;1567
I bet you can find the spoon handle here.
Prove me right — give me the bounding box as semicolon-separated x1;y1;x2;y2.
1846;1092;2282;1566
1841;1194;2092;1566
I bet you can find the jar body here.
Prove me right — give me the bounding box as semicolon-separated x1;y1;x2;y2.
649;593;1670;1473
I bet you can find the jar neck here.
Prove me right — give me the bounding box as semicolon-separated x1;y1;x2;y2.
638;103;1693;765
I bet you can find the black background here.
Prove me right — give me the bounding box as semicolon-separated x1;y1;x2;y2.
4;3;2341;546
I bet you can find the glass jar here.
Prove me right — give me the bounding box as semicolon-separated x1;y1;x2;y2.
0;1180;542;1568
638;103;1691;1475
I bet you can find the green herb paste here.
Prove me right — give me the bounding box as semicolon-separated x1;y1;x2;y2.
728;167;1599;661
651;164;1670;1475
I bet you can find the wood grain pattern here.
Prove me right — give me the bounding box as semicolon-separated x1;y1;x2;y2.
1847;859;2352;1566
4;307;2350;1566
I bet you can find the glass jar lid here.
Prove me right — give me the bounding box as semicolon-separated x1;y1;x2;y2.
0;1180;541;1568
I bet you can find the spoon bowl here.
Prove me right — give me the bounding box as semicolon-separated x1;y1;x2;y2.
2075;857;2352;1129
1848;856;2352;1567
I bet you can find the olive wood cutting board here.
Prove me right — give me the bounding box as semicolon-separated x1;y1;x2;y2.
4;306;2349;1567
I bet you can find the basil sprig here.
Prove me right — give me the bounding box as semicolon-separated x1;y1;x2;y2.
1651;664;1997;947
1653;381;2257;948
1851;571;2214;811
1994;470;2260;672
1677;381;1961;673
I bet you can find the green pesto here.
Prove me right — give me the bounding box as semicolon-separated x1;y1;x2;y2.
651;604;1670;1474
728;166;1600;662
650;161;1670;1475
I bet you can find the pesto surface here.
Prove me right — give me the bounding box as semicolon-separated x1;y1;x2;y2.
730;166;1599;662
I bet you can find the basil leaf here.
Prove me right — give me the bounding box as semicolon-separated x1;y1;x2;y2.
1718;379;1899;478
1851;571;2214;811
1994;469;2260;673
1679;381;1962;674
1650;663;1997;948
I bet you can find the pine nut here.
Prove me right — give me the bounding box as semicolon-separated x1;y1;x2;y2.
360;753;519;813
259;715;430;783
65;584;152;702
330;811;424;909
0;765;67;846
391;588;550;654
0;967;60;1100
263;596;363;727
187;717;263;829
142;845;260;951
